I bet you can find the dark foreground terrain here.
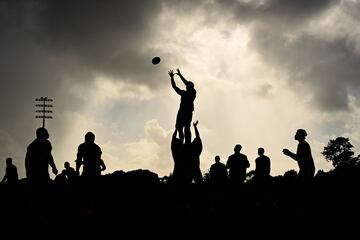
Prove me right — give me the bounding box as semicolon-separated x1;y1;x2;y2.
1;169;359;236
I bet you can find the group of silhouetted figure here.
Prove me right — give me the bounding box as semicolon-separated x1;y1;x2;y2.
2;127;106;185
2;69;315;187
168;68;315;185
1;68;356;230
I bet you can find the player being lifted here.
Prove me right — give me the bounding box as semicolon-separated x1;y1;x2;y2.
168;68;196;144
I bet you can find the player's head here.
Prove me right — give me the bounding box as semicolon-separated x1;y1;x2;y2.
64;161;70;169
6;157;12;166
85;132;95;143
295;129;307;141
234;144;242;153
258;147;264;156
36;127;49;140
215;155;220;162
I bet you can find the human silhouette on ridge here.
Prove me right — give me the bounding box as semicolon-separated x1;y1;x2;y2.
63;161;77;179
2;157;18;183
76;132;105;177
25;127;58;183
283;129;315;180
226;144;250;185
210;155;228;185
254;147;271;183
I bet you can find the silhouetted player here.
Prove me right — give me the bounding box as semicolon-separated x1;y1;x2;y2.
63;161;77;179
189;120;203;183
76;132;104;177
54;170;67;184
283;129;315;180
254;147;271;182
210;155;228;185
25;127;58;182
226;144;250;184
171;128;187;184
168;68;196;144
2;157;18;183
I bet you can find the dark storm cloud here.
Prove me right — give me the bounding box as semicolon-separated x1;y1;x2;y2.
1;0;165;98
36;0;165;85
212;0;360;111
0;0;164;176
245;0;360;112
163;0;356;111
0;0;164;120
251;30;360;111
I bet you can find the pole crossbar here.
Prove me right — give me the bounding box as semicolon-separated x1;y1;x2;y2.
35;97;53;128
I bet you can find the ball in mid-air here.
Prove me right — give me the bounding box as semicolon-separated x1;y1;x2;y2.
152;56;161;65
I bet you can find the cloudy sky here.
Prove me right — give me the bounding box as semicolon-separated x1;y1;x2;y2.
1;0;360;179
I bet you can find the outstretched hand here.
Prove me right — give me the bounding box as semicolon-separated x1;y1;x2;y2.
176;68;181;76
168;70;174;78
193;120;198;127
52;167;58;175
282;149;291;156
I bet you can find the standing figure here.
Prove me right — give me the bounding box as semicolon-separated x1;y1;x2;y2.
2;157;18;183
168;68;196;144
76;132;104;177
283;129;315;180
226;144;250;184
210;155;228;185
254;147;271;183
25;127;58;183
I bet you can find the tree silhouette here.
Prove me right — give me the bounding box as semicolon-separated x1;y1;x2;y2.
283;169;298;180
322;137;360;169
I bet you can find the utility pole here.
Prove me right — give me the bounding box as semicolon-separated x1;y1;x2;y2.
35;97;53;128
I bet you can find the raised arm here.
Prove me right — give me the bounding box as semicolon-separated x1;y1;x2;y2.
193;120;200;138
176;68;189;85
169;70;182;95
